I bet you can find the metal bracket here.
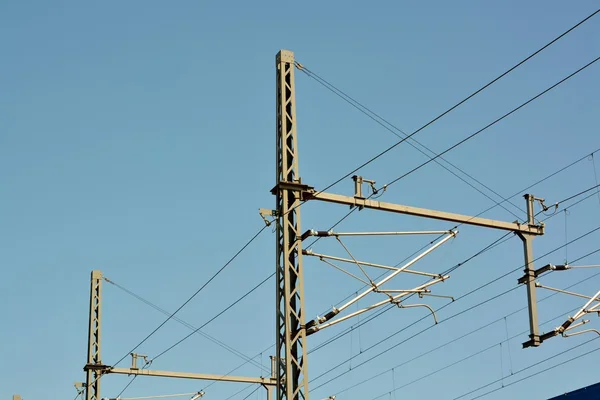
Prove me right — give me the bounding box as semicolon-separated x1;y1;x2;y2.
270;180;313;195
259;208;277;226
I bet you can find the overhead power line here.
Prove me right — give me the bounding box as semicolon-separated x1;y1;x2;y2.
310;196;600;388
96;11;600;398
151;273;273;361
111;225;270;368
305;54;600;254
382;56;599;190
296;9;600;196
201;169;600;396
453;338;600;400
340;252;600;398
306;148;600;353
108;10;600;381
309;222;600;390
300;67;524;219
104;277;270;372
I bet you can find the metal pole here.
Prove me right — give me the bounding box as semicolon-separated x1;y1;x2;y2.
85;270;103;400
519;195;540;347
275;49;309;400
266;356;276;400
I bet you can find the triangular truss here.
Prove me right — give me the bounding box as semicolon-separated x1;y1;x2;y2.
302;229;458;335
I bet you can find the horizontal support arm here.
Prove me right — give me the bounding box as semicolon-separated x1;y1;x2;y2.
302;190;544;235
108;368;277;386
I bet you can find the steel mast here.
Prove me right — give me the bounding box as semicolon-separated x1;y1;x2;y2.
273;49;309;400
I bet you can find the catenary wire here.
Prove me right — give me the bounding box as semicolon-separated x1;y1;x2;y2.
368;303;590;400
300;66;524;219
302;55;600;357
341;250;600;397
294;9;600;199
151;273;273;361
309;221;600;390
175;30;600;388
112;224;270;367
109;13;600;396
107;45;591;396
309;192;600;386
104;277;269;372
307;165;600;358
113;272;272;398
73;10;599;397
304;55;599;254
453;337;600;400
382;56;600;191
306;148;600;353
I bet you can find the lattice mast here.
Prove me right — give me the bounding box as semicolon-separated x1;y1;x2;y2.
274;49;310;400
85;270;103;400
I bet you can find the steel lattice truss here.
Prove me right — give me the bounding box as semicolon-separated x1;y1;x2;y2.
302;229;458;335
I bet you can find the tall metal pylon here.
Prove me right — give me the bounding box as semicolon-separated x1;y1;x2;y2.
85;270;103;400
273;49;309;400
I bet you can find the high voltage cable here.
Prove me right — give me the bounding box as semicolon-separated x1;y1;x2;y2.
310;196;600;388
185;180;598;398
151;273;273;361
382;56;599;191
112;16;600;380
295;9;600;198
104;277;270;372
201;172;600;393
468;344;600;400
112;274;273;398
368;304;589;400
99;14;600;397
307;149;600;353
73;9;599;399
453;338;600;400
307;170;600;361
309;222;600;390
304;55;599;253
300;66;524;219
339;251;600;398
110;225;270;368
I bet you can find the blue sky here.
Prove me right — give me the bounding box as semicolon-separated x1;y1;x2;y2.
1;1;600;399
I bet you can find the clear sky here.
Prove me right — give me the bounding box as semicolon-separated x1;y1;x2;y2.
2;1;600;400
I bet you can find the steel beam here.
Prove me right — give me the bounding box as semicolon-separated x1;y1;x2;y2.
301;190;544;235
85;270;103;400
519;195;541;348
275;49;309;400
108;368;277;386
